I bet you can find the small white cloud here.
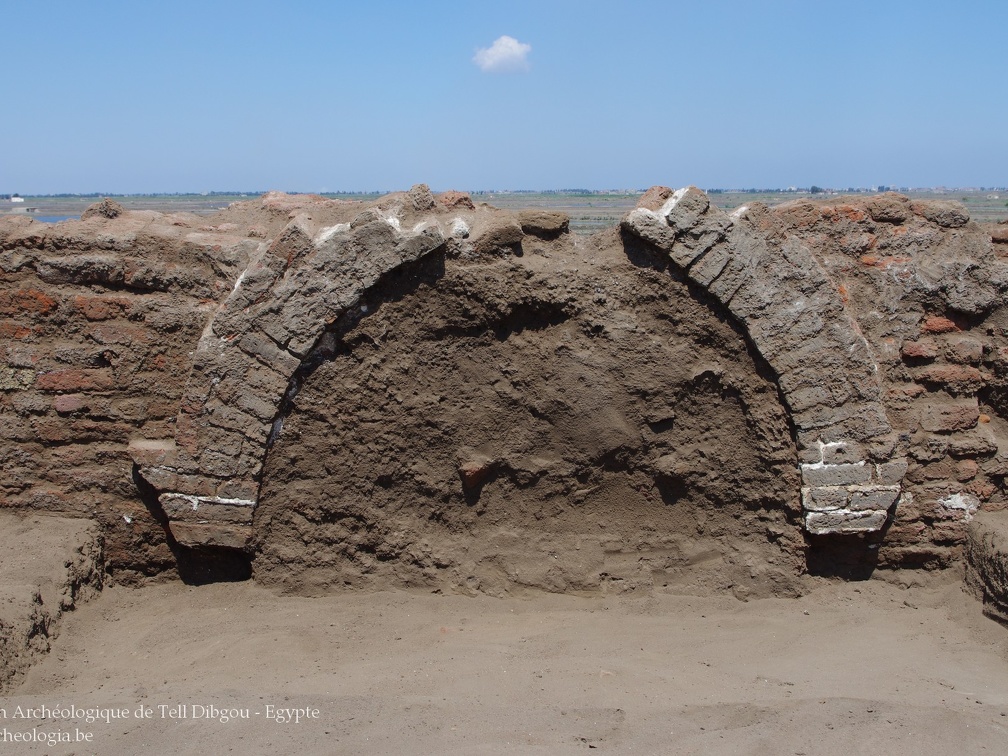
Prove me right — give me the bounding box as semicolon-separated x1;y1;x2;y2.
473;35;531;73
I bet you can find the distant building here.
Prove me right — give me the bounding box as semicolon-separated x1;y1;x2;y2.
10;196;24;203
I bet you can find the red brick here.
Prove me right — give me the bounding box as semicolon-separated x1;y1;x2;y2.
437;190;477;211
887;383;926;400
915;364;987;394
73;294;132;321
956;459;979;482
968;481;997;500
35;368;114;392
901;338;938;360
86;323;150;346
920;316;960;334
634;186;674;212
0;288;58;316
0;321;38;340
53;393;88;414
837;204;867;222
459;458;494;489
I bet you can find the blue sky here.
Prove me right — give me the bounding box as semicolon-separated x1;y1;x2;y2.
2;0;1005;193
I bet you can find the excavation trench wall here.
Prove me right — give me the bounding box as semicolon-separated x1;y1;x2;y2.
2;187;1007;590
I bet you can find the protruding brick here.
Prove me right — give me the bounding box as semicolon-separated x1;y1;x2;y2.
805;509;889;535
622;209;676;251
207;403;261;439
459;456;495;491
911;200;969;228
661;187;710;231
802;487;848;512
848;486;900;512
5;346;39;369
238;332;301;375
168;521;252;549
800;462;872;488
517;210;569;238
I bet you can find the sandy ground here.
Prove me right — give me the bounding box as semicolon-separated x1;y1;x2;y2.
0;574;1005;755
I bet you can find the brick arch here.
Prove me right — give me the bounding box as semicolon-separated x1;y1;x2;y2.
621;187;907;537
131;208;448;548
132;186;908;550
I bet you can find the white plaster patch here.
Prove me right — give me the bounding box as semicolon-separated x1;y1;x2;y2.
450;218;470;239
627;207;661;223
411;220;437;235
939;492;980;521
658;187;691;219
160;493;257;511
801;440;861;470
315;223;351;245
122;514;132;524
383;213;402;233
730;205;749;219
230;268;247;295
208;496;257;507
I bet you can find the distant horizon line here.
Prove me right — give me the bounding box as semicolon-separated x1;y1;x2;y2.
5;185;1008;199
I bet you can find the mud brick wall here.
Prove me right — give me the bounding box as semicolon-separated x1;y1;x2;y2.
0;205;261;578
760;193;1008;568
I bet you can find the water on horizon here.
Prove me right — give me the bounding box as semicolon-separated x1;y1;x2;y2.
33;215;79;223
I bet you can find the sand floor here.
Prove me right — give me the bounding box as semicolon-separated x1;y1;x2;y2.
4;574;1008;754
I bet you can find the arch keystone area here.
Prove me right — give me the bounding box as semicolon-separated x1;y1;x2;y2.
622;186;906;536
